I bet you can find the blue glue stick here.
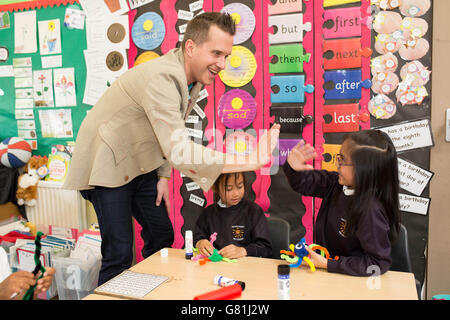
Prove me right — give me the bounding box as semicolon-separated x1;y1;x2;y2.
185;230;193;259
278;264;290;300
213;275;246;290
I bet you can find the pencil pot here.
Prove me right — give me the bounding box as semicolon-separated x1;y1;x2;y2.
53;256;101;300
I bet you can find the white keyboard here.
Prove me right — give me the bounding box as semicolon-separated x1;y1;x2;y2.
95;270;169;299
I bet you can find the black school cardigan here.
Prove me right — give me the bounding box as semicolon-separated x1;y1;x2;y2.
193;199;272;258
283;161;392;276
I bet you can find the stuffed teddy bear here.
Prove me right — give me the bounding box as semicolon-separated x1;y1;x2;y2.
16;156;48;206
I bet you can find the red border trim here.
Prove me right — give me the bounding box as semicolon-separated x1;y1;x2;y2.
0;0;78;12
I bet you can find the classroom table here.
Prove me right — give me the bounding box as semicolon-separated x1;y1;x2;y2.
83;248;418;300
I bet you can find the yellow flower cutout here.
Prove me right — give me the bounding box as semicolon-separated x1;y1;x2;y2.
48;21;55;32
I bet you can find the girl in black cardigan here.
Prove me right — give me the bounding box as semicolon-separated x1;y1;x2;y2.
284;130;400;276
194;172;272;259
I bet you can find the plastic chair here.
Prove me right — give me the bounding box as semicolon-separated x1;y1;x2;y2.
266;216;290;260
390;224;413;273
390;224;423;298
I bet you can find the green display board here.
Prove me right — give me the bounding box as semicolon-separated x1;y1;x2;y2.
0;2;89;157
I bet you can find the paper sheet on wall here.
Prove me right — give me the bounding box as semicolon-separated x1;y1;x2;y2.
14;11;37;54
399;193;430;216
18;129;37;140
15;109;34;119
84;48;128;78
377;119;434;153
38;19;62;55
0;65;13;77
82;73;110;106
38;109;73;138
64;7;86;30
86;15;129;50
83;48;127;105
79;0;129;19
17;119;36;130
103;0;129;16
0;12;10;30
189;194;205;207
128;0;156;10
41;55;62;69
33;69;54;107
78;0;109;20
54;68;77;107
398;158;433;196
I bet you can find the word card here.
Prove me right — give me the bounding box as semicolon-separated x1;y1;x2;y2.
269;44;311;73
271;75;314;103
324;70;372;100
398;158;433;196
323;104;369;133
377;119;434;153
268;13;312;44
323;38;371;70
399;193;430;216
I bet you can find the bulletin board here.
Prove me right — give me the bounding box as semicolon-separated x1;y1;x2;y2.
0;0;434;291
0;0;89;157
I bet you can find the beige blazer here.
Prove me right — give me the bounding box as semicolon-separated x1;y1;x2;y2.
64;48;224;192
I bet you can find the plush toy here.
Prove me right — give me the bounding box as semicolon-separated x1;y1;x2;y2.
16;156;48;206
25;155;49;178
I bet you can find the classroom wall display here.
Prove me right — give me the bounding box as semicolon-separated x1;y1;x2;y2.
264;0;314;245
0;0;88;157
369;0;433;288
0;0;434;288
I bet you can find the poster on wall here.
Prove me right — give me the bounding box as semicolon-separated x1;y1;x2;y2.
14;10;37;54
38;19;62;55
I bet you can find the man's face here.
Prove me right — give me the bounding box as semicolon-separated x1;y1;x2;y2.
187;25;234;85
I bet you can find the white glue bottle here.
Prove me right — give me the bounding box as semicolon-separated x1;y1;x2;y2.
278;264;290;300
185;230;193;260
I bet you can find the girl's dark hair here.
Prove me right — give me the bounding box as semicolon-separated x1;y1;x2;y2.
343;130;400;242
212;172;247;204
182;12;236;51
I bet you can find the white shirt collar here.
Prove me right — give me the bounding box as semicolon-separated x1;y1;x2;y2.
217;199;228;208
343;185;355;196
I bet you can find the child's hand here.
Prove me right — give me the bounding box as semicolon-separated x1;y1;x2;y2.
287;140;317;171
35;267;55;294
196;239;215;257
305;246;328;269
218;245;247;259
0;271;35;300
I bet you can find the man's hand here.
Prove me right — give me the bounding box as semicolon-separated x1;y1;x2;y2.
252;123;281;169
222;123;281;173
156;177;171;216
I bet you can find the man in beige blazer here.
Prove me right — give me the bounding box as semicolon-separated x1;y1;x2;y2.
64;12;280;285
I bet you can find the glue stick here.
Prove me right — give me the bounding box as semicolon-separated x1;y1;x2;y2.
185;230;193;259
213;275;246;290
278;264;290;300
